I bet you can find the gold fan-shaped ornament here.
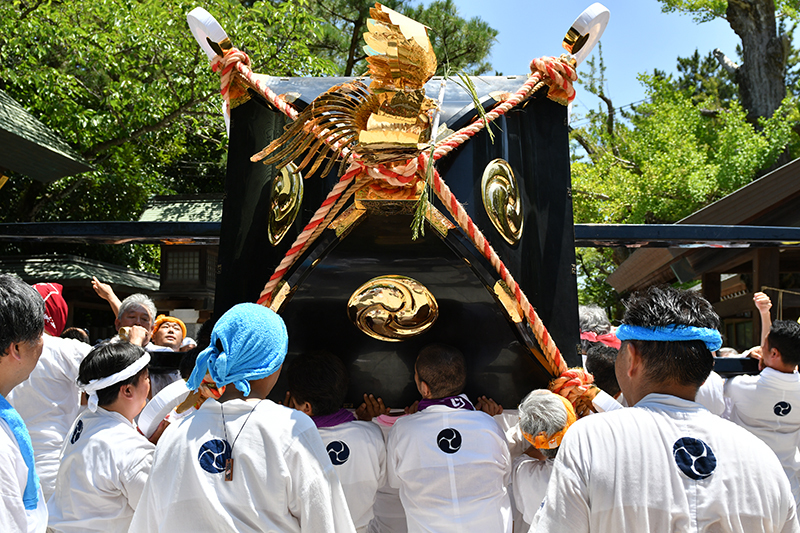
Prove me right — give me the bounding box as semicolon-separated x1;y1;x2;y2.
252;3;438;173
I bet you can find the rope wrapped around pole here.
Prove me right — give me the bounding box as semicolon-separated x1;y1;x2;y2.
210;49;580;381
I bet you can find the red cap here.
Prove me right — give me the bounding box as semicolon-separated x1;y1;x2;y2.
33;283;68;336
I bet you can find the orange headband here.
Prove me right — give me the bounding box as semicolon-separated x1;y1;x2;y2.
523;394;577;449
154;314;187;339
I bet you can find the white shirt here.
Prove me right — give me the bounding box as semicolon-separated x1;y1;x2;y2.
47;408;154;533
319;420;386;531
128;399;356;533
533;393;799;533
368;421;407;533
511;456;553;531
725;368;800;504
387;396;512;533
591;371;726;416
0;420;47;533
7;335;91;499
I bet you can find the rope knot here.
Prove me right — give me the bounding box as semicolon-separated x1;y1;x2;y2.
550;368;597;417
210;48;252;113
529;56;577;105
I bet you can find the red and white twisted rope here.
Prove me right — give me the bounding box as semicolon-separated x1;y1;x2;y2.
433;56;575;162
256;159;421;305
421;151;568;376
211;48;299;120
257;165;361;305
211;48;575;376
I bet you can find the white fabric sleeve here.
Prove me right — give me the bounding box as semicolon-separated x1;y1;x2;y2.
781;499;800;533
287;428;357;533
592;390;623;413
695;371;725;415
118;444;155;510
386;425;400;490
0;439;27;533
531;439;590;533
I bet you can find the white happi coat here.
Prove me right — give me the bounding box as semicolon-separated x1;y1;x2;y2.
319;420;386;531
368;421;407;533
128;399;356;533
387;396;512;533
0;420;47;533
8;335;91;499
533;393;799;533
47;408;154;533
511;456;553;532
592;371;726;416
725;368;800;504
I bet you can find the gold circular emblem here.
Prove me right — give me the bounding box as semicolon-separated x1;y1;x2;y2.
347;276;438;342
268;162;303;246
481;159;524;245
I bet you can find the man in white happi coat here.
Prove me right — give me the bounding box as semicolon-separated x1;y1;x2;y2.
511;390;576;532
724;296;800;506
387;344;512;533
47;342;154;533
129;303;356;533
533;285;799;533
8;283;91;500
0;274;48;533
286;351;386;533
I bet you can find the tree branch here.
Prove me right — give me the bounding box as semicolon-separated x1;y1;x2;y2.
573;189;610;201
569;127;596;158
28;177;87;221
713;48;739;76
82;97;208;158
19;0;46;20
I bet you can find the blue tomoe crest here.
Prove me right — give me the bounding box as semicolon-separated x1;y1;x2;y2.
198;439;232;474
673;437;717;480
326;440;350;466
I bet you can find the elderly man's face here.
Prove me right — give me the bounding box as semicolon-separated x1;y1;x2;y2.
152;321;184;350
115;305;153;332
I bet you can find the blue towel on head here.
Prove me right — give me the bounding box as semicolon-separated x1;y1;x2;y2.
0;394;39;510
616;324;722;352
187;303;288;396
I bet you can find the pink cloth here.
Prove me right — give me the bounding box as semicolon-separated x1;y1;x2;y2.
580;330;621;349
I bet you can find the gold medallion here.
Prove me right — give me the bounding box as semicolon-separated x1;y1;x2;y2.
481;159;524;245
268;163;303;246
347;275;438;341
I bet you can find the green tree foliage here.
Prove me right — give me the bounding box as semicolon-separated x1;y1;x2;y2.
570;49;796;308
0;0;333;269
572;60;793;226
307;0;498;76
656;0;797;126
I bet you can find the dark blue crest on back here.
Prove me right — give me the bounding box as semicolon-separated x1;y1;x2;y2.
198;439;232;474
327;440;350;466
774;401;792;417
70;419;83;444
673;437;717;480
437;428;462;454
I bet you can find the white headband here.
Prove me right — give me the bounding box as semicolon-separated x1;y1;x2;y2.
81;353;150;412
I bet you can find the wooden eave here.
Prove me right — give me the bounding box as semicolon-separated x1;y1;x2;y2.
607;157;800;293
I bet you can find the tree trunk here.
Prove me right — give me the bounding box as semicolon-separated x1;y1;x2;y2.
344;7;368;76
726;0;786;125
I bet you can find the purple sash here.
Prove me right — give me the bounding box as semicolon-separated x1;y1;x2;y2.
418;395;474;411
312;408;356;428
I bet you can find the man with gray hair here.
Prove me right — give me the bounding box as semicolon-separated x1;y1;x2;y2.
534;285;799;533
114;293;156;346
512;390;576;532
0;274;48;532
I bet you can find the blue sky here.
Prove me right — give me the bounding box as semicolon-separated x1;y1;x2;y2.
452;0;745;122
